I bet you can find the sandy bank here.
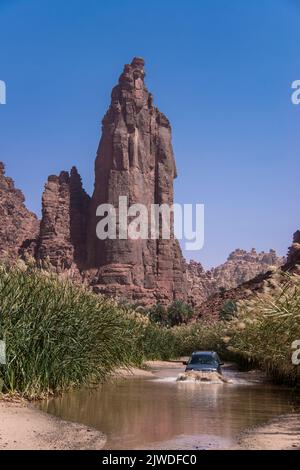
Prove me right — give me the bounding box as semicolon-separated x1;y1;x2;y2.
112;360;185;377
144;360;186;369
236;414;300;450
112;366;154;377
0;399;106;450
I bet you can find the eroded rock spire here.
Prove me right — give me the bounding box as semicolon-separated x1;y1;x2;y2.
87;57;187;304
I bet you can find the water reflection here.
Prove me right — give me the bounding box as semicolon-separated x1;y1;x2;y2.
39;367;297;449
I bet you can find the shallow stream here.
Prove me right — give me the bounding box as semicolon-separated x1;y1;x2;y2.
39;364;298;449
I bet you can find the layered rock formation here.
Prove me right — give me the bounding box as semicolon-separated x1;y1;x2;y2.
186;248;285;308
36;167;90;272
0;162;39;260
195;240;299;320
197;270;273;321
186;260;216;308
210;248;284;290
2;58;187;305
86;57;187;304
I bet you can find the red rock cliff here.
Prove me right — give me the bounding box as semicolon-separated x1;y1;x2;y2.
0;162;39;260
36;167;90;272
86;57;187;304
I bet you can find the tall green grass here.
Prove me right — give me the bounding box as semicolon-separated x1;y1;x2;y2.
0;263;144;398
223;270;300;384
0;263;207;398
143;269;300;386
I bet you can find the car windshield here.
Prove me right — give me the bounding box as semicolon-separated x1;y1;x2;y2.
189;354;218;365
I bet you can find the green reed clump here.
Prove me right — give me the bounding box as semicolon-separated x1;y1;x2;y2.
0;262;215;398
171;322;227;357
221;270;300;384
128;313;227;361
0;263;142;398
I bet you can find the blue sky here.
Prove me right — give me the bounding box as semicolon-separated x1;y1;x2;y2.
0;0;299;268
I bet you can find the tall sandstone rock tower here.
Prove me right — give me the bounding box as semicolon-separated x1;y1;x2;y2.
87;57;187;304
36;168;90;272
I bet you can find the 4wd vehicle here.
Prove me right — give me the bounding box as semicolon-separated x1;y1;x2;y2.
183;351;223;374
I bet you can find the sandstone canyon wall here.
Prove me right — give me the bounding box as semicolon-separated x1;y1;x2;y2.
0;162;39;260
186;248;285;309
210;248;285;290
86;57;187;304
0;58;297;312
0;58;187;305
35;168;90;272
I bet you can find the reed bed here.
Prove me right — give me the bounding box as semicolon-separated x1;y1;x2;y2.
0;263;206;397
1;262;299;397
222;270;300;384
148;269;300;386
0;263;142;398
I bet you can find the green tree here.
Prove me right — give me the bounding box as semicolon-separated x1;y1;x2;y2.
149;304;167;324
219;299;237;321
167;301;193;326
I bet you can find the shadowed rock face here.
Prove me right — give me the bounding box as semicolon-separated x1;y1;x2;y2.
285;231;300;269
86;57;187;304
36;168;90;271
0;162;39;260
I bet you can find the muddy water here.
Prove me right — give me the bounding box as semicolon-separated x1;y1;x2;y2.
39;365;298;450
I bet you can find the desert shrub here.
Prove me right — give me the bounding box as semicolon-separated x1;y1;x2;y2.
219;299;237;321
166;300;193;326
148;304;167;325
